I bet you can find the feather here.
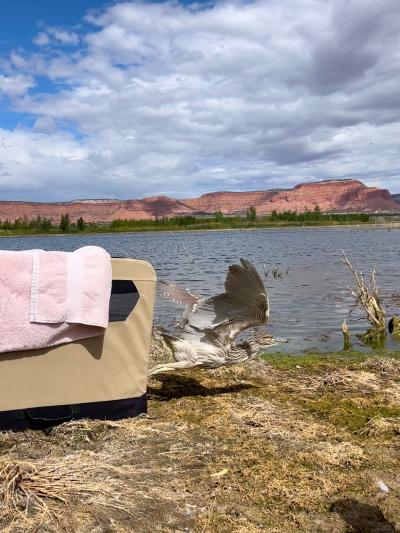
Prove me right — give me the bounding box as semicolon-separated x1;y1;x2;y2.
157;280;202;306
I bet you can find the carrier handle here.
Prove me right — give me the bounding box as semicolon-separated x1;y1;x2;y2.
24;405;81;430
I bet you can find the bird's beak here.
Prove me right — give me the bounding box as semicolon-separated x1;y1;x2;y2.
274;337;288;343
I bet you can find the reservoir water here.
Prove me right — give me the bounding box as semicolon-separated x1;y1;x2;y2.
1;226;400;353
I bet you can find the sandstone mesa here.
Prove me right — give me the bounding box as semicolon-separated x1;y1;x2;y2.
0;179;398;223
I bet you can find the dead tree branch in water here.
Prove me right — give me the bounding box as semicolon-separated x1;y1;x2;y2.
342;253;386;345
342;320;352;351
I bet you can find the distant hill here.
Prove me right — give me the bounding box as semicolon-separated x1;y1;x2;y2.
0;179;399;223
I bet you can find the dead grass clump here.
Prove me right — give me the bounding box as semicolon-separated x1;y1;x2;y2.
0;432;24;455
303;369;354;392
255;459;345;509
350;371;382;390
361;357;400;375
382;383;400;407
0;456;134;529
232;396;345;446
310;369;381;393
317;370;354;388
310;442;365;468
149;326;172;363
1;460;76;517
361;416;400;437
0;431;55;463
50;419;123;447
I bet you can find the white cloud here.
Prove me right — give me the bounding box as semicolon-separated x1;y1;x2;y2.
0;74;34;97
0;128;88;195
47;27;80;46
32;116;58;134
1;0;400;200
33;27;79;47
33;32;50;47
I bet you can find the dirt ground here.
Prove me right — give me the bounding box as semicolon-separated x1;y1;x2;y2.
0;331;399;532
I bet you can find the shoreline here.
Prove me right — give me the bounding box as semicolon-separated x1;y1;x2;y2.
1;221;400;238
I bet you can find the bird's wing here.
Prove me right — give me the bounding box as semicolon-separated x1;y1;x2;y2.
157;280;203;327
206;291;269;345
182;259;269;344
157;280;202;306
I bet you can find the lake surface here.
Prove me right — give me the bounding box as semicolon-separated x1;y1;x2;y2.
1;227;400;353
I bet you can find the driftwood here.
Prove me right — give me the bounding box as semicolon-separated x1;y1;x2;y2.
342;254;386;346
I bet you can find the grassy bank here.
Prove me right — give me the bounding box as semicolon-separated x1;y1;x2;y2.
1;335;399;531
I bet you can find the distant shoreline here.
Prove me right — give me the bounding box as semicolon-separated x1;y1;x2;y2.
1;220;400;238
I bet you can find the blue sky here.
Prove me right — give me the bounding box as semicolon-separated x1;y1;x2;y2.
0;1;103;49
0;1;100;130
0;0;399;201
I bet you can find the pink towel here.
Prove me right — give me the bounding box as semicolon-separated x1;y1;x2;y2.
0;246;112;353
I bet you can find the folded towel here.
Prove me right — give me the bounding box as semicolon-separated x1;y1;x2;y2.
0;246;112;353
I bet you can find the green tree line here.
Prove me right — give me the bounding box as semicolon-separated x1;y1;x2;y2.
110;205;370;229
0;214;88;233
0;206;371;234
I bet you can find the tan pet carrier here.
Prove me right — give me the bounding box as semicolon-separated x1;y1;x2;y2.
0;258;156;431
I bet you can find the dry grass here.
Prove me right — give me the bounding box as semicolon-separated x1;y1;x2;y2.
361;357;400;374
0;333;399;531
0;456;135;529
362;416;400;437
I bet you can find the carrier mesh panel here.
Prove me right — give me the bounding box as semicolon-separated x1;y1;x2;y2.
109;280;140;322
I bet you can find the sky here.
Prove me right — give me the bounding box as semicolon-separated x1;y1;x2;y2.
0;0;399;201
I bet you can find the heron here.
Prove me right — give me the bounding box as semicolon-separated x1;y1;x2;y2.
149;259;283;376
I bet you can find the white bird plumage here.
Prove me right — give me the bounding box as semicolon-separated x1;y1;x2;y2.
149;259;281;376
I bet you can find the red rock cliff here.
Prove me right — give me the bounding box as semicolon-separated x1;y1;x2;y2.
0;179;398;223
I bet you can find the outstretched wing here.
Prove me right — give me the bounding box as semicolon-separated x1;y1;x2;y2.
157;280;202;306
157;280;203;327
182;259;269;344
